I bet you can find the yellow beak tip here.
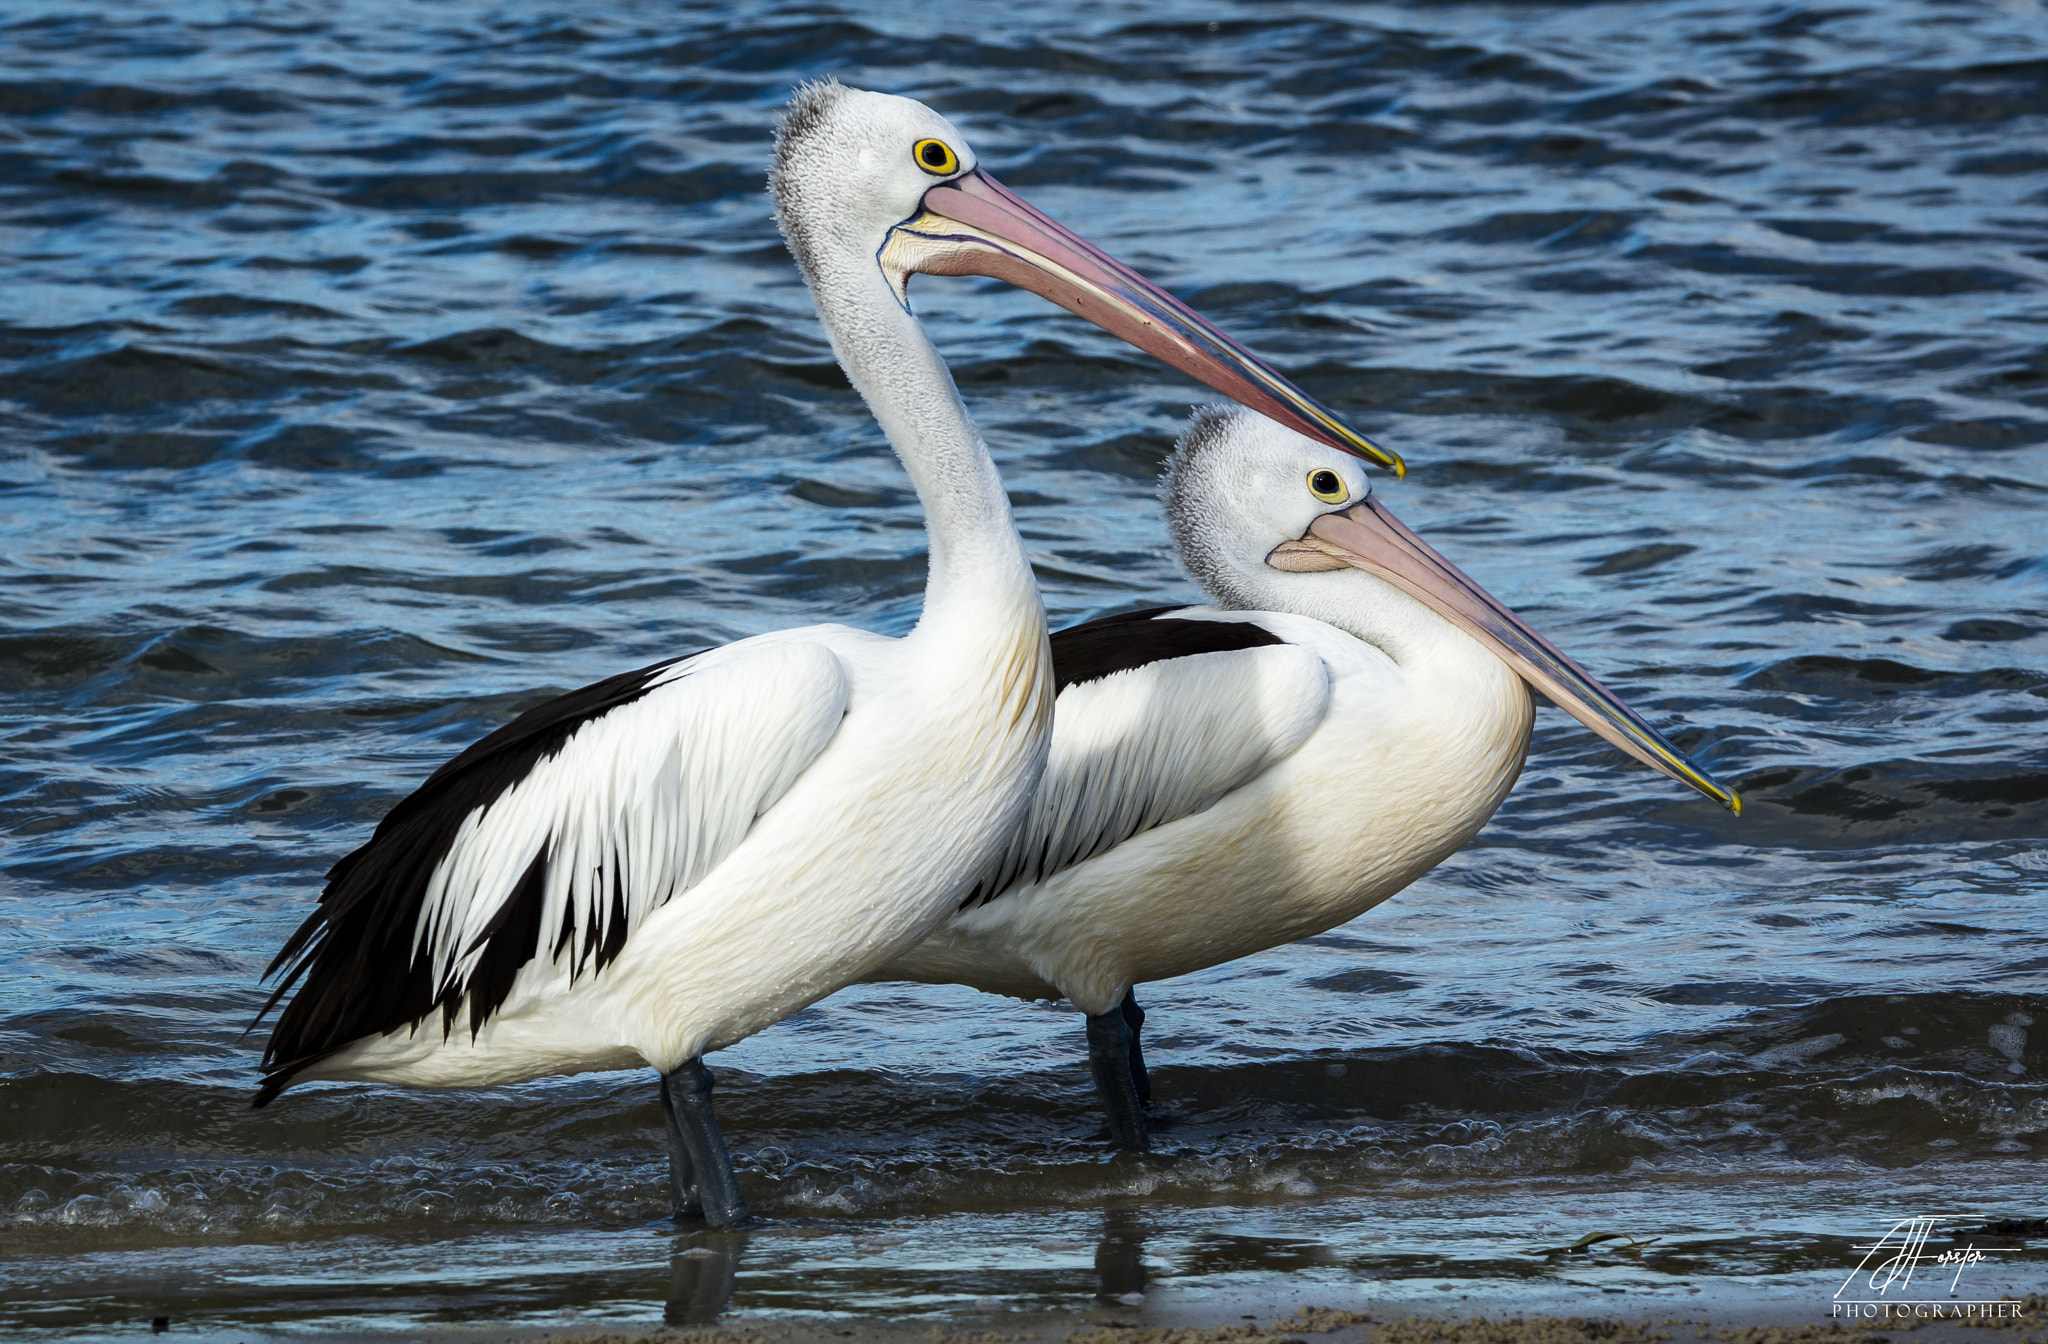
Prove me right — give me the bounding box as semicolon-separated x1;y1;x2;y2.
1726;789;1743;816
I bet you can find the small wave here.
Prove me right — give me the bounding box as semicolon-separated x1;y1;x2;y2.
3;992;2038;1239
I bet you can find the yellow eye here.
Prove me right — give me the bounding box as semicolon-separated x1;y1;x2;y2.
1308;469;1348;504
912;138;960;176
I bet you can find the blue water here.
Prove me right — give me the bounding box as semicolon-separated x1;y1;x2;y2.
2;0;2044;1335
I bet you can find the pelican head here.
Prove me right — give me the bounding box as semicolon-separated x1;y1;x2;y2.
771;81;985;289
771;80;1403;475
1166;406;1740;811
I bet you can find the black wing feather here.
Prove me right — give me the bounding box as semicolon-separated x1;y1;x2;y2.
251;653;697;1106
1050;605;1284;693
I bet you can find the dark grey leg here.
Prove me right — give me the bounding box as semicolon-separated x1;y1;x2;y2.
1086;1001;1150;1152
659;1059;751;1226
1120;990;1150;1107
658;1072;703;1220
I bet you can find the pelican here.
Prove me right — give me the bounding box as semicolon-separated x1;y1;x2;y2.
248;85;1404;1224
875;406;1739;1150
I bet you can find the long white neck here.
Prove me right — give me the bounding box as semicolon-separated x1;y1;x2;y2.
806;259;1039;634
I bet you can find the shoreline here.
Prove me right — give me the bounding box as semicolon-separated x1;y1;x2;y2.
280;1293;2048;1344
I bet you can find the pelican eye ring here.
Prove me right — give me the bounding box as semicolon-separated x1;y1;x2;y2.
913;138;960;176
1308;469;1348;504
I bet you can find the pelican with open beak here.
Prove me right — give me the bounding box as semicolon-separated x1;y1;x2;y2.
874;406;1738;1151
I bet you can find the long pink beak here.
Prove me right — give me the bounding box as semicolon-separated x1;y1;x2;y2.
1298;498;1740;811
880;170;1404;477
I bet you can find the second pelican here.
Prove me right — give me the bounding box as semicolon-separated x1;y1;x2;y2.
875;406;1739;1149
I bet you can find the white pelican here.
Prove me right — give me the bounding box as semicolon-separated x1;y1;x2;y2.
874;406;1739;1150
249;85;1404;1224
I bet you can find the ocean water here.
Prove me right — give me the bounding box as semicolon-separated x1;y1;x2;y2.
2;0;2044;1336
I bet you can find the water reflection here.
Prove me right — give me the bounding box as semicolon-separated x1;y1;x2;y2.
666;1229;748;1325
1096;1208;1148;1302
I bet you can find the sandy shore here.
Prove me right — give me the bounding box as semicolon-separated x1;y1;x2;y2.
295;1293;2044;1344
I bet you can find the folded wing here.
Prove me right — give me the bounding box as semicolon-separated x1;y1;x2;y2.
255;639;850;1100
962;610;1331;907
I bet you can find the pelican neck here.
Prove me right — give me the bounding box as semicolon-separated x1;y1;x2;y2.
808;260;1039;631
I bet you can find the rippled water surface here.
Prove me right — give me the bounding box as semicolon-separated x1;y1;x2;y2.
3;0;2045;1335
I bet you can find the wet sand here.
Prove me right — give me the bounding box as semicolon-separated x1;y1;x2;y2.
287;1292;2045;1344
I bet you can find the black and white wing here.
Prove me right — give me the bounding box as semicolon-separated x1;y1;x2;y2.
963;607;1331;906
254;636;851;1100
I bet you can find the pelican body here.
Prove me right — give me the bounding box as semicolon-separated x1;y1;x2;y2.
252;85;1401;1224
876;407;1738;1148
